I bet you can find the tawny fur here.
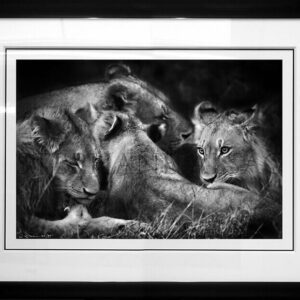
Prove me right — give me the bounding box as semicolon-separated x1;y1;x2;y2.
191;103;282;231
91;111;263;228
192;106;282;199
17;106;149;237
17;107;99;237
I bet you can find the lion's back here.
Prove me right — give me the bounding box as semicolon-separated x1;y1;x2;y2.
17;83;106;119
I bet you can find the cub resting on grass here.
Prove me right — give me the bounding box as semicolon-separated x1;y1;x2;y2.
84;110;261;234
17;107;138;237
191;102;282;236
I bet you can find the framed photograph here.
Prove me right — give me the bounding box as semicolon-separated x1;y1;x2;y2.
0;0;299;298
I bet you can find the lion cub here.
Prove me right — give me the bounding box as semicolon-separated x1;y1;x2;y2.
190;102;282;235
191;102;281;196
17;107;101;237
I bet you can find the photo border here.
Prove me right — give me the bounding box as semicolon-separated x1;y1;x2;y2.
4;47;294;252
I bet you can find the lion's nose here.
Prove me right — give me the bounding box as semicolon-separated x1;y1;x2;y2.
83;173;100;196
181;130;192;140
83;187;98;196
201;174;217;184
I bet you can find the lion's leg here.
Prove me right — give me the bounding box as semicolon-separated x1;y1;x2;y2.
206;182;251;193
26;205;91;238
82;216;148;236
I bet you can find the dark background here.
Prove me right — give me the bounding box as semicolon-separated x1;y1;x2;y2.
17;59;282;117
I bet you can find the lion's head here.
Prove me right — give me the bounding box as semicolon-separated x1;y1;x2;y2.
100;64;192;154
82;108;167;174
19;108;101;205
191;101;281;195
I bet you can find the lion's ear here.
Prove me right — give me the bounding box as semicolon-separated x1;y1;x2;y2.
146;123;167;143
31;115;65;153
230;105;259;140
230;105;258;129
105;64;132;81
192;101;218;132
95;113;123;141
75;103;99;124
241;104;258;128
104;115;123;139
104;84;137;114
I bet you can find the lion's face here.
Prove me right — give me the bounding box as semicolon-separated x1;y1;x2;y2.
102;64;192;154
156;109;192;154
91;110;169;169
31;109;100;205
192;102;259;187
53;135;100;205
195;118;253;186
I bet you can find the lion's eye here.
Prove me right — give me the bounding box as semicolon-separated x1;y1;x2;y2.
161;105;170;115
220;146;231;155
75;152;83;162
158;113;169;121
197;147;205;156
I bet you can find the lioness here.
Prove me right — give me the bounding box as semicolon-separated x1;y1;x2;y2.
89;110;259;227
18;64;191;154
17;107;133;237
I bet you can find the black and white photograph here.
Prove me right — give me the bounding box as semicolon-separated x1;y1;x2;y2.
0;16;299;287
4;49;293;250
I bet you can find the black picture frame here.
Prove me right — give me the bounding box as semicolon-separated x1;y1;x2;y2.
0;282;299;299
0;0;300;18
0;0;299;299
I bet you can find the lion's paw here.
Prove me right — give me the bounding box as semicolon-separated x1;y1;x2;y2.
60;205;92;237
124;220;150;232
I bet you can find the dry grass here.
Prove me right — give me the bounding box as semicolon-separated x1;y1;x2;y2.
17;205;277;239
88;209;252;239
